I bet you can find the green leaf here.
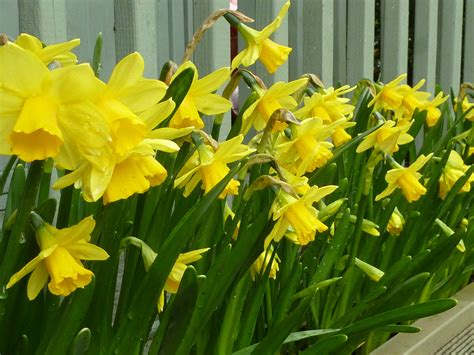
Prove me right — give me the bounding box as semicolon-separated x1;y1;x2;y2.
69;328;91;355
293;277;342;300
92;32;103;77
158;67;195;128
379;324;421;333
300;334;348;355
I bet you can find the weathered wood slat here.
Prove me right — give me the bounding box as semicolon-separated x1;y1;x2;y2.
437;0;464;94
413;0;439;94
66;0;116;79
288;0;303;80
347;0;375;85
1;0;19;38
464;0;474;83
333;0;347;85
18;0;67;43
302;0;334;87
381;0;409;82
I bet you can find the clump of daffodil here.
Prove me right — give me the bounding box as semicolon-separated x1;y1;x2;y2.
387;207;405;236
0;42;105;162
53;53;184;204
356;120;414;155
439;150;474;199
228;1;291;73
7;213;109;300
265;184;338;247
127;237;209;312
250;246;280;280
276;117;341;175
14;33;80;66
168;61;232;129
241;78;308;133
294;85;356;146
369;74;407;112
376;154;433;203
174;134;255;198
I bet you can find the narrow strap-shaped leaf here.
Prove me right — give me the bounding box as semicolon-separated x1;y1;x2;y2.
300;334;348;355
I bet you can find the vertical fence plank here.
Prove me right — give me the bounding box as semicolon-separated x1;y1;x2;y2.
114;0;158;78
168;1;187;63
1;0;19;38
333;0;347;85
413;0;438;94
155;0;170;70
288;0;303;80
347;0;375;85
66;0;116;80
18;0;67;43
436;0;464;94
463;0;474;83
381;0;409;82
302;0;334;86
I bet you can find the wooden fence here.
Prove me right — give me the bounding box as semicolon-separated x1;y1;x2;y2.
1;0;473;93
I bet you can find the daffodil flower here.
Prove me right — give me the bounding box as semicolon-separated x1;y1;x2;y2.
393;80;431;119
369;74;407;112
0;42;106;162
356;120;413;155
250;246;280;281
242;78;308;133
15;33;80;66
7;213;109;300
174;134;255;198
423;92;448;127
376;153;433;203
231;1;292;73
456;96;474;122
134;238;209;312
265;185;338;247
387;207;405;236
276;117;342;175
169;61;232;129
439;150;474;199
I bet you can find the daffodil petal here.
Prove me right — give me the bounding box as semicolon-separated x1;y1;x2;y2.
107;52;144;94
141;99;176;129
67;243;110;260
117;78;168;113
27;262;49;300
191;67;231;96
40;38;80;64
194;93;232;115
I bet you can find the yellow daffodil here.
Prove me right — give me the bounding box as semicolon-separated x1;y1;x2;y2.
7;213;109;300
265;185;338;247
169;61;232;129
174;134;255;198
0;42;106;162
356;120;413;154
250;246;280;280
423;92;448;127
242;78;308;133
137;239;209;312
387;207;405;236
369;74;407;112
276;117;341;175
231;1;292;73
456;97;474;121
376;154;433;203
439;150;474;199
14;33;80;66
393;80;431;119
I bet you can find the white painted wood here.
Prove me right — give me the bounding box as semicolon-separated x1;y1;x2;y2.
114;0;159;78
381;0;409;82
413;0;439;94
303;0;334;87
65;0;116;80
464;0;474;83
437;0;464;94
155;0;170;70
18;0;67;43
168;1;188;63
288;0;303;80
346;0;375;85
333;0;347;85
1;0;19;38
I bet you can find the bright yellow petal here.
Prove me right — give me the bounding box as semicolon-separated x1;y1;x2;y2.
177;248;210;264
39;38;80;64
142;138;180;153
50;64;103;103
191;67;231;96
27;262;49;300
107;52;145;94
148;127;193;140
55;216;96;245
67;243;109;260
259;1;290;39
194;93;232;115
116;78;168;113
141;99;175;129
15;33;43;53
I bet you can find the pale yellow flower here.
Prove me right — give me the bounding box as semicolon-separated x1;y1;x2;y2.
356;120;413;154
231;1;291;73
423;92;448;127
376;154;433;203
7;214;109;300
250;246;280;281
369;74;407;111
439;150;474;199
